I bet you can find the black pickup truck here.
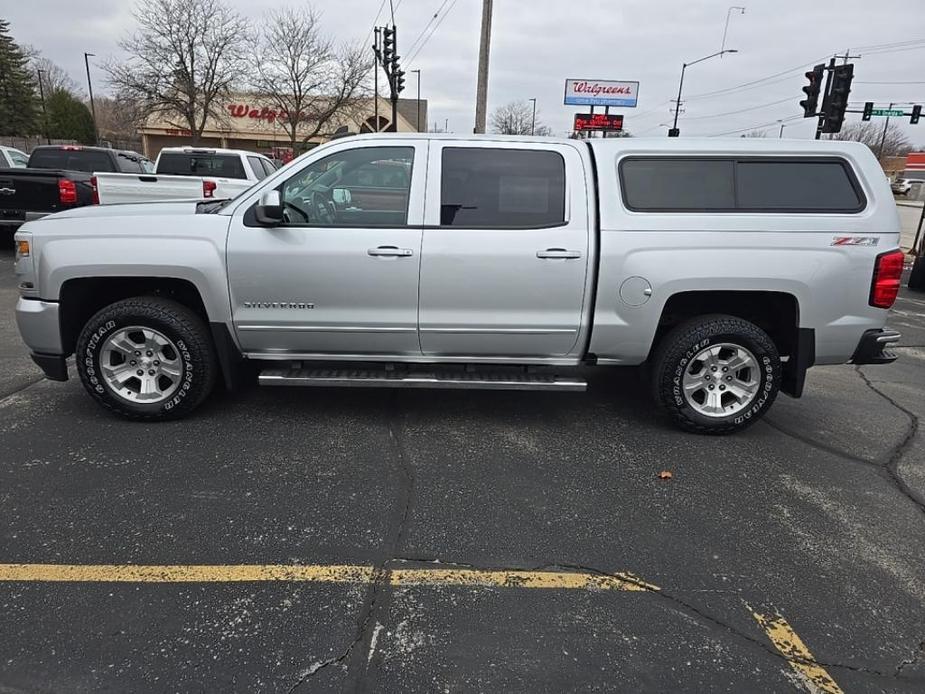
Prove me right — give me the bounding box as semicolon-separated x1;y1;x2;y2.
0;145;151;233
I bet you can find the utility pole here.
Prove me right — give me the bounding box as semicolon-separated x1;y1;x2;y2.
529;98;537;135
373;28;380;131
835;49;861;66
412;69;421;131
474;0;493;134
877;102;894;161
36;69;50;144
84;52;99;145
778;122;786;138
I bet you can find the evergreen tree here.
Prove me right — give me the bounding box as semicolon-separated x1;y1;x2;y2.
46;89;96;144
0;18;39;136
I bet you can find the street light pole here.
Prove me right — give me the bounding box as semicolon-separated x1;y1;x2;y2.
83;52;99;145
669;49;738;137
36;69;50;144
721;7;746;55
779;122;786;138
528;98;536;135
411;69;421;132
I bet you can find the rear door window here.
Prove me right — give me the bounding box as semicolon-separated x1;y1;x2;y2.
8;149;29;167
247;156;269;180
115;153;146;173
157;153;247;179
440;148;566;228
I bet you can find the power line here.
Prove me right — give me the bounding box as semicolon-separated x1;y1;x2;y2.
406;0;451;58
855;80;925;85
706;114;803;137
681;96;795;121
407;0;461;65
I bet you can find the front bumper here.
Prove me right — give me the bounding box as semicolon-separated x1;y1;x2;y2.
15;297;66;378
850;328;901;365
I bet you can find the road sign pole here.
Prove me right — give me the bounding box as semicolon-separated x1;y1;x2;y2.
877;102;894;160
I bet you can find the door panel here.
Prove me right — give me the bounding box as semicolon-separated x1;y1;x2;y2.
419;142;591;357
226;141;426;356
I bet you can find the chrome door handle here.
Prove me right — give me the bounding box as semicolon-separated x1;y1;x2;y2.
536;248;582;259
368;246;413;257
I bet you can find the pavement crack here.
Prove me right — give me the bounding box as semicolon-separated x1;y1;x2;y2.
536;561;902;681
287;570;388;694
896;639;925;676
855;366;925;514
341;394;417;691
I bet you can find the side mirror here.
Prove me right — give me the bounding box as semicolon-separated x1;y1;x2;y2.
255;190;284;226
332;188;352;207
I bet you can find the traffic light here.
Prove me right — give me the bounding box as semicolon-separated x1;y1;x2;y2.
381;27;395;67
393;69;405;95
800;64;824;118
821;64;853;134
862;102;874;121
912;105;922;125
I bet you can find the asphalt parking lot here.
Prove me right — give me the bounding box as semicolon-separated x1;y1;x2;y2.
0;237;924;693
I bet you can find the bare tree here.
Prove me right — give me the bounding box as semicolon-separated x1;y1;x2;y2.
251;6;371;148
832;121;912;159
31;56;80;96
739;129;768;138
489;101;551;136
94;94;145;142
105;0;250;144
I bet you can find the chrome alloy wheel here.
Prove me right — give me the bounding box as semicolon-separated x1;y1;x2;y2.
681;343;760;418
100;326;183;404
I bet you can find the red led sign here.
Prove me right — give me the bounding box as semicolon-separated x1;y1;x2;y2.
573;113;624;131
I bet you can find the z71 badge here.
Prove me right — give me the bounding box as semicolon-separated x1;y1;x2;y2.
831;236;879;247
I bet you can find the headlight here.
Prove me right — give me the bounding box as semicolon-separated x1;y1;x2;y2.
13;231;36;295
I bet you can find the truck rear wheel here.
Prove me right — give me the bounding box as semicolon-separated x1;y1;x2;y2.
76;297;217;420
651;315;781;435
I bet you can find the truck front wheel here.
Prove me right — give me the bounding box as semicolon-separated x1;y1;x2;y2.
651;315;781;435
76;297;217;420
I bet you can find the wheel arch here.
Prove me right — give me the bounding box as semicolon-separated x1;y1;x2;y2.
60;277;241;390
649;290;811;397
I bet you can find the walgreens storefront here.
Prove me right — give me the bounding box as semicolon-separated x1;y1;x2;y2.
138;96;424;161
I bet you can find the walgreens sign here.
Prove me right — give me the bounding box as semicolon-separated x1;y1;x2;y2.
563;79;639;108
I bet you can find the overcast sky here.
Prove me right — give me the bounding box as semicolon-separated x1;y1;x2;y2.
6;0;925;142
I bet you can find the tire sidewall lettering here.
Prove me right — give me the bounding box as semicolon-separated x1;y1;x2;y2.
81;316;196;412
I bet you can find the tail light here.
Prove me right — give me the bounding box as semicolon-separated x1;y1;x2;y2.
90;176;100;205
58;178;77;204
202;180;216;198
869;249;905;309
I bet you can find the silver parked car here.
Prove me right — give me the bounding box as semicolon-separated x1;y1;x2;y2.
13;135;902;434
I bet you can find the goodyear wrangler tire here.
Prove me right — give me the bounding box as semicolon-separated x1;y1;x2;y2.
652;314;780;435
76;297;217;421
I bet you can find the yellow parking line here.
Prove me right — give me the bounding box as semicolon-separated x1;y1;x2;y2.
752;611;844;694
390;567;656;591
0;563;656;591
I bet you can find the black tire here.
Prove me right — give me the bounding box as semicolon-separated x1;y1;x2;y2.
76;297;217;421
651;314;781;435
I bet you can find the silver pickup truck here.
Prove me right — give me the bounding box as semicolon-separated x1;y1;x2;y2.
13;134;903;434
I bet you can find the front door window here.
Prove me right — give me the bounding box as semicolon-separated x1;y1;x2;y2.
279;146;414;227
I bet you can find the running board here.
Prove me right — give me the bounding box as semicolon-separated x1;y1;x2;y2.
258;366;587;392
